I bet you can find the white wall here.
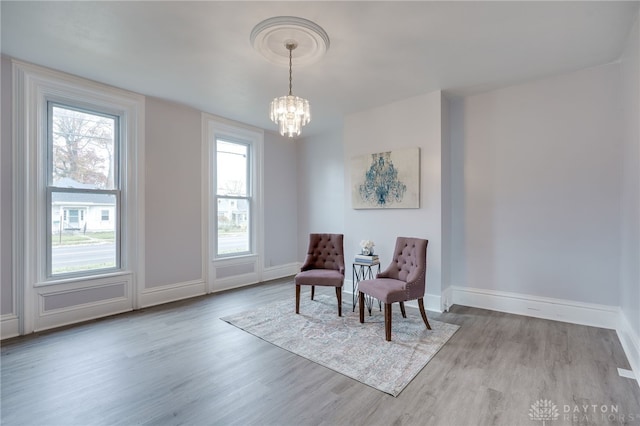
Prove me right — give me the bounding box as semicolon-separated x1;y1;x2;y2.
441;95;452;297
2;59;300;336
1;56;13;318
344;91;443;304
296;128;345;258
145;98;203;288
619;10;640;378
451;63;623;306
264;131;298;268
142;99;300;299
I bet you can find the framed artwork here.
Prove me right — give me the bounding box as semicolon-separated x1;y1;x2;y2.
350;147;420;209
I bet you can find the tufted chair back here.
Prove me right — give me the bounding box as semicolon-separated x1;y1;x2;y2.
380;237;428;300
301;233;345;274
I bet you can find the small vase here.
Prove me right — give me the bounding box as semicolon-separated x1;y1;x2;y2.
361;248;370;256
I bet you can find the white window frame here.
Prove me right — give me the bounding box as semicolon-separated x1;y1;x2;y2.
202;114;263;292
13;60;145;334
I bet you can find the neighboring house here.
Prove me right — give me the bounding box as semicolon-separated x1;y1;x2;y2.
217;198;248;230
51;178;115;233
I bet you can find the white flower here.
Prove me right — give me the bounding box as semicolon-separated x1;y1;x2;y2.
360;239;375;250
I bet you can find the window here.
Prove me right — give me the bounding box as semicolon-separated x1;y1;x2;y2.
47;103;119;276
14;61;144;333
215;139;251;256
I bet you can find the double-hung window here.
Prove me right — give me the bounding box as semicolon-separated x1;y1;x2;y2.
47;103;120;276
204;114;263;291
14;61;143;334
215;139;251;256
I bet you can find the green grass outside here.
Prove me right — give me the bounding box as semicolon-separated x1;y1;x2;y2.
52;231;115;246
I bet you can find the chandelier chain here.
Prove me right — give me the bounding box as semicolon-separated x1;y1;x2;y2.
288;46;293;96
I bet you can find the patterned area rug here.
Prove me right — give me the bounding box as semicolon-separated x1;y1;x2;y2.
221;294;460;397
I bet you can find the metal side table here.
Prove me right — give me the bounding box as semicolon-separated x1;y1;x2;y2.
352;260;381;313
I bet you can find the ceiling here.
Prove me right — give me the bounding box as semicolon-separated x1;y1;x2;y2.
2;1;639;137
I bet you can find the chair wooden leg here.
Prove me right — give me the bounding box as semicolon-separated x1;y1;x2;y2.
311;285;315;300
359;292;365;323
399;301;407;318
295;285;301;314
335;287;342;317
384;303;392;341
418;298;431;330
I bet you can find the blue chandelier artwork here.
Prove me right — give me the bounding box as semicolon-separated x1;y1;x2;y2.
358;152;407;207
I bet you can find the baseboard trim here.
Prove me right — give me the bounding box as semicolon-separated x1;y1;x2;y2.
139;279;207;308
617;311;640;388
1;315;19;340
450;285;619;330
262;262;299;282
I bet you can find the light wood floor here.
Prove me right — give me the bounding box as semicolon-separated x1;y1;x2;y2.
2;278;639;426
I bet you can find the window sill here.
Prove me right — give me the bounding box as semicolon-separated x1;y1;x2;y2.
213;253;258;263
35;270;133;288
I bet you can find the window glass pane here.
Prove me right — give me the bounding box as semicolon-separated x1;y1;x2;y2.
51;191;117;275
216;140;248;196
51;105;116;190
217;198;249;255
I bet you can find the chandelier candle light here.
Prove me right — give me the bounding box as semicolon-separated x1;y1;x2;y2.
270;42;310;138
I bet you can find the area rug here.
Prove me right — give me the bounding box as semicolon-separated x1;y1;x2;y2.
220;294;459;397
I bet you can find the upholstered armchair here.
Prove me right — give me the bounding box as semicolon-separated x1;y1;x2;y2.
295;233;345;316
358;237;430;341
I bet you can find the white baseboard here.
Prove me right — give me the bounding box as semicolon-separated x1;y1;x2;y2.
262;262;299;281
617;311;640;388
450;285;619;330
139;279;207;308
1;315;19;340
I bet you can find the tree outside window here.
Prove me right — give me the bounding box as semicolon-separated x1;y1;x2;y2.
48;104;119;276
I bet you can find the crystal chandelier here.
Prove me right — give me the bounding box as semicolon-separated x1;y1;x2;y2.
270;42;311;138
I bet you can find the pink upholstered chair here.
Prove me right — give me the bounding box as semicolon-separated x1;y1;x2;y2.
295;233;345;316
358;237;431;341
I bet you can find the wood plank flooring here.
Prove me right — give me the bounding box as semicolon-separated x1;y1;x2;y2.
2;278;639;426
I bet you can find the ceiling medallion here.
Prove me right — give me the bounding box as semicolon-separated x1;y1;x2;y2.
251;17;330;138
250;16;330;67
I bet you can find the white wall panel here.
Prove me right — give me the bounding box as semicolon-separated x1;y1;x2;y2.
1;56;14;318
296;129;345;258
344;92;443;299
263;131;298;268
619;10;640;381
452;64;623;305
145;98;203;289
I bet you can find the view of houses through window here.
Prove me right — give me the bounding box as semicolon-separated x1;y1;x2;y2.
47;104;119;276
216;139;251;256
